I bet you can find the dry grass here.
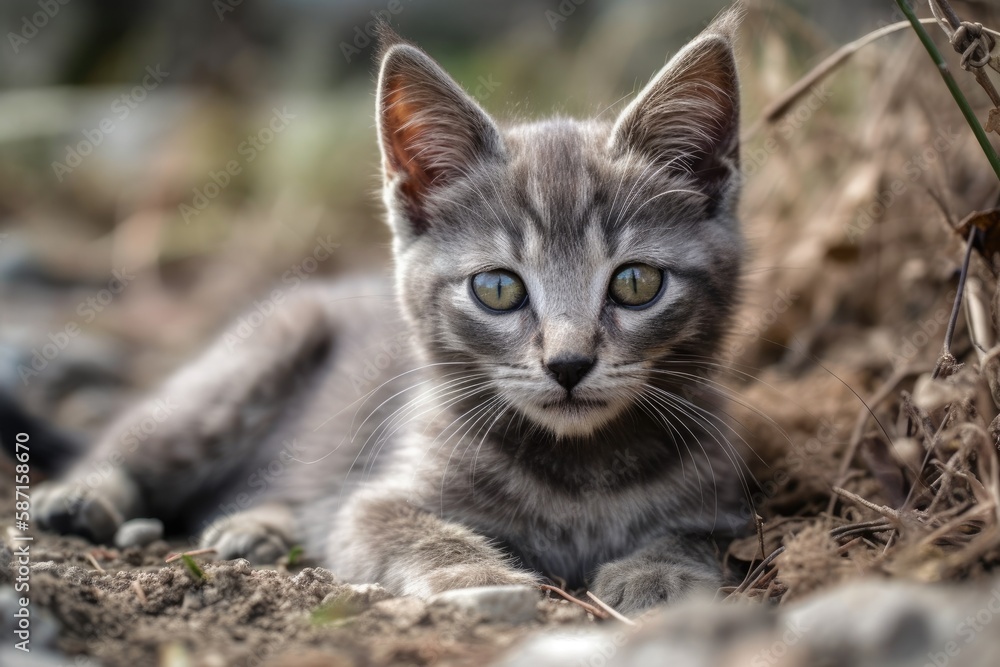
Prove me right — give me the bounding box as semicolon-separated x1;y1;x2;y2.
720;1;1000;604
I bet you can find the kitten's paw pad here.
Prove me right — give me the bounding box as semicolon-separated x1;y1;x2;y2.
420;563;539;596
590;560;719;616
35;482;125;544
199;516;292;565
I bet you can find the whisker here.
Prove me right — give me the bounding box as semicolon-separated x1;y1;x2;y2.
342;375;493;494
644;384;758;519
370;379;497;481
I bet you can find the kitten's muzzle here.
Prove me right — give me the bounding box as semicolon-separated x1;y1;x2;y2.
545;354;595;391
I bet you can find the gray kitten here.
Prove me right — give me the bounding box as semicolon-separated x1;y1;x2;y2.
32;9;747;615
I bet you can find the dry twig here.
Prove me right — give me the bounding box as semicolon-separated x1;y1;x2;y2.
539;584;608;619
132;580;148;605
833;487;903;521
85;552;106;574
896;0;1000;178
742;18;939;140
930;0;1000;115
585;591;637;626
164;547;217;564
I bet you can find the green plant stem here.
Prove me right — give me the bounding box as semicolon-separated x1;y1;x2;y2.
895;0;1000;182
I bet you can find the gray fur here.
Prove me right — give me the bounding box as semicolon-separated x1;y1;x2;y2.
34;8;748;615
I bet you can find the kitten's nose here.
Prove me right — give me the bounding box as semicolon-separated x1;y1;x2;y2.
546;355;595;391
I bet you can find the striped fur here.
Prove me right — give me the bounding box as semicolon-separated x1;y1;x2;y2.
33;7;749;615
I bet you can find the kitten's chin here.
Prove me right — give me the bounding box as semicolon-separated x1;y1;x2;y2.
515;395;627;438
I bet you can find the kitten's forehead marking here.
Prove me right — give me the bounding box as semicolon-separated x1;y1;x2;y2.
505;122;627;323
514;120;595;236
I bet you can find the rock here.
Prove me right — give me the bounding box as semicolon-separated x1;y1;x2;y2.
370;596;428;630
114;518;164;549
493;580;1000;667
320;583;392;614
429;585;540;625
493;629;622;667
784;580;1000;666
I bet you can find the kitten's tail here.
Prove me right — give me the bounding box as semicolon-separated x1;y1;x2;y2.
0;390;82;475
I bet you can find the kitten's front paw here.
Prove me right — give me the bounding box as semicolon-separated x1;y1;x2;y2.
416;563;540;597
590;559;719;616
35;474;140;543
199;509;293;564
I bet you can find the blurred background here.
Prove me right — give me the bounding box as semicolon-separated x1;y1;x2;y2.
1;0;998;474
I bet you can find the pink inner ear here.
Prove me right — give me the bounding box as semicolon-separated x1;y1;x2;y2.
382;74;437;198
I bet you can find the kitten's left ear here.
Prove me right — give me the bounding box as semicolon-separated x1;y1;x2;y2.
609;10;741;203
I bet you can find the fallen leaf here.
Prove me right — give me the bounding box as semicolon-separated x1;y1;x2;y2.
956;208;1000;273
988;108;1000;136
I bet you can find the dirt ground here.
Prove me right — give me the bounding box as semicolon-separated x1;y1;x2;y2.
0;465;593;667
3;3;1000;666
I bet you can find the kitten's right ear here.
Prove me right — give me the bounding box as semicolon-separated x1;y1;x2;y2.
376;32;503;237
609;8;742;206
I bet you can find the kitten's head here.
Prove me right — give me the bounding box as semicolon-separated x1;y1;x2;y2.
376;12;743;438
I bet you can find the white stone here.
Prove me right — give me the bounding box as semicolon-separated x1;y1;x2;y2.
429;585;540;624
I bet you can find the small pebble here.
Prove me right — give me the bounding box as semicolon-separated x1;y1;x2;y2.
114;518;164;549
429;585;540;625
320;583;392;614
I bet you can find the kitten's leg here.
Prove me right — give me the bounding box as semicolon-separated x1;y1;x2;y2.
590;534;721;616
35;293;331;548
331;494;539;597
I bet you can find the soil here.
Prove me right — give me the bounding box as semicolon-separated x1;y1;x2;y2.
0;467;591;667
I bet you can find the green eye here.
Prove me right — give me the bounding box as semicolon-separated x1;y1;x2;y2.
471;270;527;312
609;263;663;308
